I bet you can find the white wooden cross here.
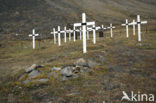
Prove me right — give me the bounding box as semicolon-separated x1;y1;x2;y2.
129;20;137;36
73;26;82;40
129;15;147;41
76;28;82;40
66;29;73;41
55;26;65;46
73;26;76;42
80;27;82;40
64;26;67;43
100;25;107;35
87;30;89;40
101;25;107;30
121;19;130;38
51;28;57;44
74;13;95;53
137;15;147;42
107;23;115;38
87;26;97;44
29;29;39;49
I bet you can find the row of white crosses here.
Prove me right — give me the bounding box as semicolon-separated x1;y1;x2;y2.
51;26;74;46
121;15;147;41
28;12;116;51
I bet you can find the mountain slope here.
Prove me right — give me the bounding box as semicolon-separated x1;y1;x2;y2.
0;0;156;35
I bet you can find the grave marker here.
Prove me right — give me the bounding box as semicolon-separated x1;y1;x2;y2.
121;19;130;38
129;20;137;36
29;29;39;49
51;28;57;44
74;13;95;53
137;15;147;42
107;24;115;38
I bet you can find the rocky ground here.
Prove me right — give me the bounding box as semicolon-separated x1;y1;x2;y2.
0;26;155;103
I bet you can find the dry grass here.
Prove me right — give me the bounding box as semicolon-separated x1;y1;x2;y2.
0;24;156;103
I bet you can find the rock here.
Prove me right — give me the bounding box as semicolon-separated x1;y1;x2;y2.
74;58;88;67
60;66;73;77
50;67;61;72
72;66;81;73
87;60;100;68
23;80;30;84
25;64;37;73
72;74;78;79
47;102;52;103
80;67;90;73
28;70;41;79
35;79;49;83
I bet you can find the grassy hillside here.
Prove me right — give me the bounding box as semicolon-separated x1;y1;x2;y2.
0;0;156;102
0;24;156;103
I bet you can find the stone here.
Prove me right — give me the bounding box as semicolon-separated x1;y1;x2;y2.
72;66;81;73
25;64;37;73
80;67;90;73
23;80;30;84
28;70;41;79
72;74;78;79
60;66;72;77
35;79;49;83
74;58;88;67
87;60;99;68
50;67;61;72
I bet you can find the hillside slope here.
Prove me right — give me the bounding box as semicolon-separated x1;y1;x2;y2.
0;0;156;35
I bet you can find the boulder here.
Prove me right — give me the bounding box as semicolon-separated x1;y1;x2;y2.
74;58;88;67
25;64;37;73
28;70;41;79
60;66;73;77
